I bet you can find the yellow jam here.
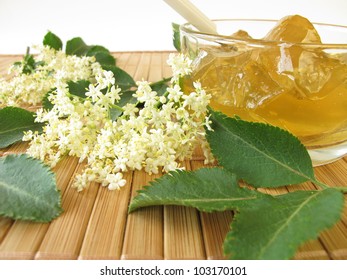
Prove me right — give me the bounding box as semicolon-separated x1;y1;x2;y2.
183;15;347;148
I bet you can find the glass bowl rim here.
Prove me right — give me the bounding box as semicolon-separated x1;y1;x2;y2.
180;18;347;48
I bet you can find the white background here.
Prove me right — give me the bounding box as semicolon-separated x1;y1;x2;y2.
0;260;346;280
0;0;347;54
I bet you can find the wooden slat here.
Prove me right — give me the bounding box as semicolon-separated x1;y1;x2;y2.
148;52;163;82
121;171;164;260
121;52;142;78
0;222;49;260
199;211;233;259
113;52;130;69
2;142;28;155
314;162;347;259
164;206;206;259
320;223;347;260
0;56;21;76
0;218;13;243
35;163;99;259
132;53;151;81
78;172;133;259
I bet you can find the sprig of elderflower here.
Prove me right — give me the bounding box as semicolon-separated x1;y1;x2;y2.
24;53;214;191
0;45;103;107
167;52;192;82
23;70;120;166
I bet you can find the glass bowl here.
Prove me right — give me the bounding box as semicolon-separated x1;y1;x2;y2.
180;17;347;166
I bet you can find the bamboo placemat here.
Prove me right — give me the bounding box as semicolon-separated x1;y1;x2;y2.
0;52;347;260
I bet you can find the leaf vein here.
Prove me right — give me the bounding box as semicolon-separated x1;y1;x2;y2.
216;119;312;181
256;191;321;258
0;180;56;210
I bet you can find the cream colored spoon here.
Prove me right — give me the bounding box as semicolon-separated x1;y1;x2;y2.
163;0;217;34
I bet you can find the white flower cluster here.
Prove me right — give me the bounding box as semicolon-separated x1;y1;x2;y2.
23;70;121;168
167;52;193;82
24;53;214;191
0;45;103;107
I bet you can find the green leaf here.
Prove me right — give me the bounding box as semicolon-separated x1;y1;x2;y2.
0;154;62;222
92;52;116;67
110;78;170;121
129;167;268;213
206;109;315;187
172;23;181;52
42;80;90;111
109;107;123;121
17;47;41;75
103;65;136;91
0;107;44;148
67;80;91;98
224;188;344;259
119;90;137;107
65;37;89;56
129;166;345;260
86;45;116;66
21;53;36;74
86;45;110;55
150;77;171;96
65;38;116;67
42;89;55;110
109;89;137;121
43;31;63;51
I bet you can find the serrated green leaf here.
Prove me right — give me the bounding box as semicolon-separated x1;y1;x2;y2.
129;167;268;213
0;154;62;222
103;65;136;91
43;31;63;51
65;37;89;56
224;188;344;259
0;107;44;148
206;109;315;187
172;23;181;52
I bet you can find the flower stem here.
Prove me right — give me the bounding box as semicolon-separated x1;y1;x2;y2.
332;186;347;193
312;179;329;190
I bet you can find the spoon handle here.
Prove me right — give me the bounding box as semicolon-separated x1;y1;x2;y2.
163;0;217;34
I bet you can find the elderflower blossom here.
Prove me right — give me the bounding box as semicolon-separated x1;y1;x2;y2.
0;45;103;107
24;53;214;191
23;70;121;166
166;53;192;81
